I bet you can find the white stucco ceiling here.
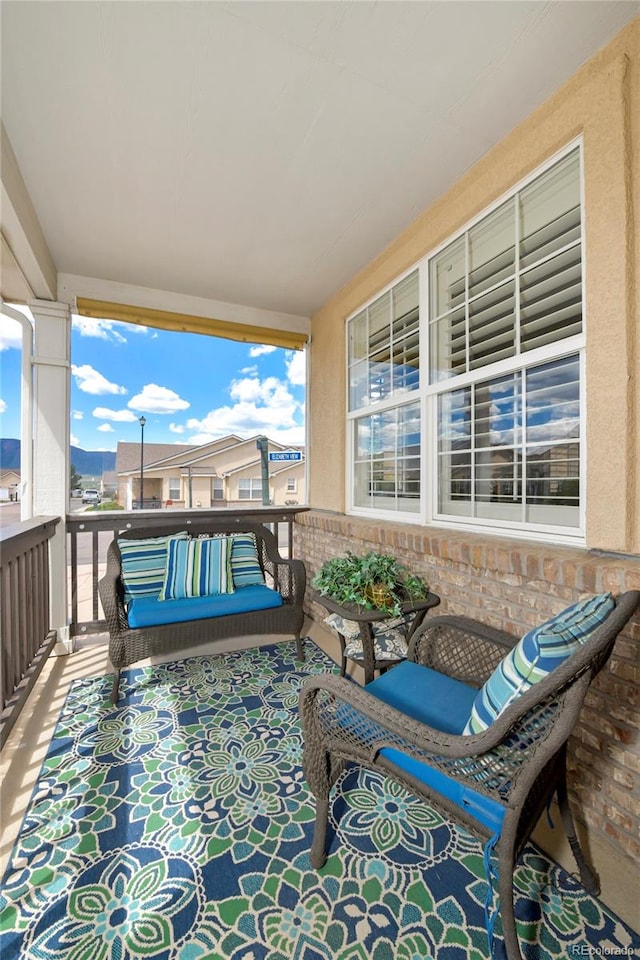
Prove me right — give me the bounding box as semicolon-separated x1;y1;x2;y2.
1;1;638;318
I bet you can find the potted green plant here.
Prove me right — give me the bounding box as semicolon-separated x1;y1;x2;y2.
312;550;429;616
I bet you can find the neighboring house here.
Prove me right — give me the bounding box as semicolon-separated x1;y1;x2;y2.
0;469;21;501
115;435;305;508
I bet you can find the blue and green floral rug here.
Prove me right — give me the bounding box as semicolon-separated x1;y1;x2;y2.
1;640;638;960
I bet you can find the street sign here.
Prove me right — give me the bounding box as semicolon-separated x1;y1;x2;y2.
269;451;302;462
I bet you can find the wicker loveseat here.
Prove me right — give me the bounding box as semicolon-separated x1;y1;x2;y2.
99;519;306;702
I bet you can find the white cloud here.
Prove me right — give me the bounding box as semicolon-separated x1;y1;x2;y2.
72;316;152;343
72;364;127;396
72;316;127;344
0;316;26;351
186;374;304;445
97;423;115;432
0;398;7;414
240;365;258;375
169;423;185;434
93;406;139;422
70;432;79;446
128;383;190;414
72;410;84;420
249;344;277;358
286;350;306;386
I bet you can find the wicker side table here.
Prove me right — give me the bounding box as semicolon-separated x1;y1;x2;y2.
312;589;440;684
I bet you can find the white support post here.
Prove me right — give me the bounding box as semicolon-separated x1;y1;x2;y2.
29;299;71;649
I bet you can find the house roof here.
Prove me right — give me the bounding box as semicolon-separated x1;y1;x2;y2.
2;3;637;318
116;441;197;475
116;435;305;477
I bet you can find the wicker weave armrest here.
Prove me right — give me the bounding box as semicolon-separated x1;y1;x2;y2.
299;671;544;805
98;544;130;636
408;615;518;687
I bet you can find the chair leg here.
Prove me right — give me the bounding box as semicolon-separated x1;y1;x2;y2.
556;774;600;896
295;633;305;662
110;669;121;705
498;842;523;960
310;797;329;869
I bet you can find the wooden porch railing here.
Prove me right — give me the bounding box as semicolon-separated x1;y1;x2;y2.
0;516;60;748
67;505;309;637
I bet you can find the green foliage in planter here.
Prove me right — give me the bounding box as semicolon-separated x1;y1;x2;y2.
312;550;429;616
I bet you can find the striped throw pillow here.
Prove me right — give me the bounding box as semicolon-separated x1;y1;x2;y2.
118;532;188;601
160;535;234;600
464;592;614;735
230;533;265;588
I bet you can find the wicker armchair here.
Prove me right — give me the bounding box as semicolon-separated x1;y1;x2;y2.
299;591;639;960
100;520;306;703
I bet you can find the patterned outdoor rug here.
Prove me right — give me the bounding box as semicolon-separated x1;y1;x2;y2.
1;640;638;960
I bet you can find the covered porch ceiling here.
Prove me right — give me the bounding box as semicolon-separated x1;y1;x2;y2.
2;1;639;337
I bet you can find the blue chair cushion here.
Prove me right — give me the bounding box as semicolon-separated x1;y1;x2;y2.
127;584;283;628
360;662;505;835
464;592;614;735
366;660;477;735
379;748;506;836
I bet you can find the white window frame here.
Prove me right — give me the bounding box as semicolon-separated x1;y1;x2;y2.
212;477;224;500
168;476;181;500
346;138;586;546
238;477;262;500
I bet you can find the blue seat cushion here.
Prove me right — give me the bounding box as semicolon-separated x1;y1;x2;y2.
366;661;477;735
362;662;505;835
127;584;283;628
379;747;506;836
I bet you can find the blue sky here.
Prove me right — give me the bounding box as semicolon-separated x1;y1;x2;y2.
0;311;306;451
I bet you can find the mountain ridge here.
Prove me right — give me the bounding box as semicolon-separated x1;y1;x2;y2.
0;439;116;475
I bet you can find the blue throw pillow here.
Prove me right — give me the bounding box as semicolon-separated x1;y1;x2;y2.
230;533;265;588
160;535;234;600
118;532;188;602
464;592;614;735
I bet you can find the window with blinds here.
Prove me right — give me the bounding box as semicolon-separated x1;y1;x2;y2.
437;355;580;526
432;146;583;531
348;271;419;410
429;149;581;381
346;142;584;537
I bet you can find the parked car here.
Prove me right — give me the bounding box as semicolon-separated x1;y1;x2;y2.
82;489;101;505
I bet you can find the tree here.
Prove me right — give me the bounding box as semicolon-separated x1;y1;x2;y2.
70;463;83;491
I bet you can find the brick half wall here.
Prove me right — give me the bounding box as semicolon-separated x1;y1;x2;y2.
295;509;640;869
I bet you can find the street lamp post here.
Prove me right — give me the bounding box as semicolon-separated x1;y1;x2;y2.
139;415;146;509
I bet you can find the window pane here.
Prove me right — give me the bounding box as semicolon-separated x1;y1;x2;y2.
439;388;471;450
519;148;581;269
430;236;465;318
474;374;519;449
438;451;473;516
436;354;580;528
368;292;391;403
349;358;368;410
526;355;580;443
349;310;367;362
353;405;421;513
430;307;466;382
520;244;582;352
468;280;515;370
392;273;419;394
468;200;514;299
